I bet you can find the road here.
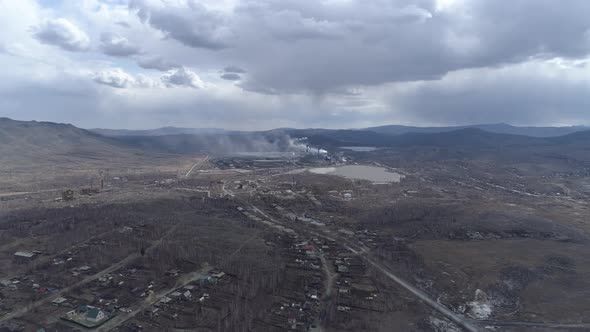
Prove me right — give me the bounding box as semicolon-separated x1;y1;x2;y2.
0;252;140;323
221;181;234;197
0;227;117;281
264;211;477;331
1;215;187;323
348;245;480;332
185;156;209;177
319;253;336;298
101;224;262;331
476;320;590;330
267;203;590;331
250;202;480;332
175;188;211;198
97;267;211;332
220;182;479;331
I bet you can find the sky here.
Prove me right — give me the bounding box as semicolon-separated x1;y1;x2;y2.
1;0;590;130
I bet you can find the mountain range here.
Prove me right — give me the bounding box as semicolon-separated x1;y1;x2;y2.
1;118;589;162
90;123;588;138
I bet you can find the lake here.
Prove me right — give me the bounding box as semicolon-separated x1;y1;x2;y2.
309;165;403;183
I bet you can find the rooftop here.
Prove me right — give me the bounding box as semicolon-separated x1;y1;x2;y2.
14;251;35;258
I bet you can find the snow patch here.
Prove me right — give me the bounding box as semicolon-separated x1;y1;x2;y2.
428;317;461;332
467;289;493;319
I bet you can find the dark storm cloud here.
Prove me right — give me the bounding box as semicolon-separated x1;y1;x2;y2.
224;66;246;74
243;0;590;93
220;73;241;81
128;0;590;94
100;32;141;56
7;0;590;130
389;65;590;125
129;0;231;50
137;56;178;71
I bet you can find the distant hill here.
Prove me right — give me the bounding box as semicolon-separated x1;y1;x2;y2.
92;123;588;138
286;128;547;149
0;118;146;169
547;129;590;145
91;127;225;137
2;118;588;165
366;123;588;137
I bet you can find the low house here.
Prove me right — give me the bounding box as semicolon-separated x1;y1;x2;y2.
14;251;36;263
159;296;172;304
52;297;67;305
337;265;349;273
169;291;182;298
338;288;350;295
166;269;179;277
85;307;105;323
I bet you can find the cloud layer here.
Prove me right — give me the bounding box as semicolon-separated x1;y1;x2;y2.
0;0;589;129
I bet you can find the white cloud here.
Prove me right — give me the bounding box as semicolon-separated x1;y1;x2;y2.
135;73;161;88
94;68;137;88
162;67;205;88
32;18;90;52
94;68;160;88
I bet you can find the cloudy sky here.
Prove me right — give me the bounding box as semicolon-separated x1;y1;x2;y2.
1;0;590;130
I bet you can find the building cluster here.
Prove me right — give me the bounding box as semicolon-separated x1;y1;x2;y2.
251;234;325;331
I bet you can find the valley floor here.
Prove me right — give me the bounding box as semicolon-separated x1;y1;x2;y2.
1;149;590;332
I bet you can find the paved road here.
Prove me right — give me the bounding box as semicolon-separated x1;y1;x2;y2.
97;267;211;332
0;252;140;323
101;221;264;331
250;201;480;332
351;246;480;332
476;320;590;330
1;216;186;323
221;187;482;331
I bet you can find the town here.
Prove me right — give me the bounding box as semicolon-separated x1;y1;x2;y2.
2;138;590;332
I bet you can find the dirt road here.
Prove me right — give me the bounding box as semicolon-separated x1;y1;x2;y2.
319;253;336;298
251;201;480;332
0;252;140;323
225;188;480;331
97;266;211;332
1;215;187;323
185;156;209;177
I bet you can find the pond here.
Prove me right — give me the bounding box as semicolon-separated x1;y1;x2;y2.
309;165;403;183
340;146;380;152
